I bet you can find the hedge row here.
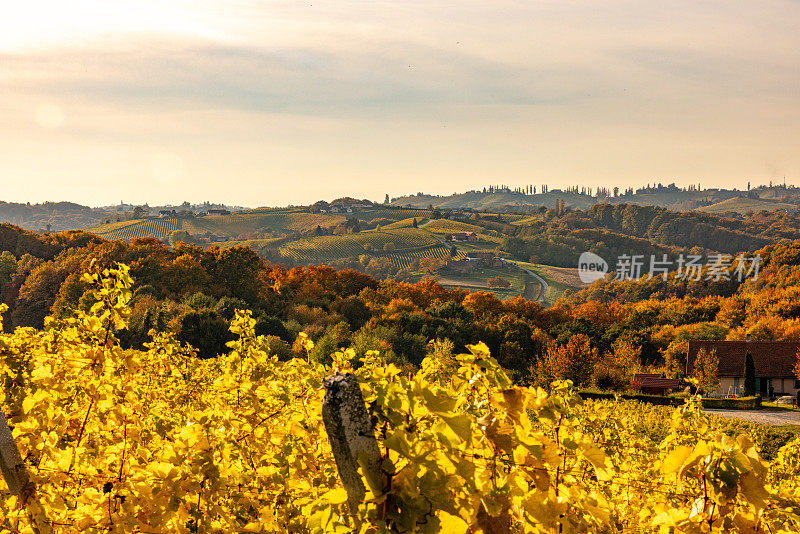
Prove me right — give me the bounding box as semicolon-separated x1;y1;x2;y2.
701;396;762;409
577;392;764;409
576;391;683;406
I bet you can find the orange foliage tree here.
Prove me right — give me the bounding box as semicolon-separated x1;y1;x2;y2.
540;333;598;387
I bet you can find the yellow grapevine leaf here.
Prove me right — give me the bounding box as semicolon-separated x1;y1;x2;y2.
662;445;693;475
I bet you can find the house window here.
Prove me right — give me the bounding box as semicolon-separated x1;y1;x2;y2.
795;379;800;389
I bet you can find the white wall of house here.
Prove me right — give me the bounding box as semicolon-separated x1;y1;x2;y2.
708;376;799;397
707;377;738;397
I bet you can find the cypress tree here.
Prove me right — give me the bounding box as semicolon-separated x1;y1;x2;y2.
743;351;756;397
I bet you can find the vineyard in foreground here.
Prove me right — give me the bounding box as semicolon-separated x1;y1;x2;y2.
0;264;798;533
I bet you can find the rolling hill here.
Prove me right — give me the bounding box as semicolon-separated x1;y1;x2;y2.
696;197;798;215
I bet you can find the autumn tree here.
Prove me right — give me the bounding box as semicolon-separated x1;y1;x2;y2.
418;256;445;273
692;347;720;396
539;333;598;387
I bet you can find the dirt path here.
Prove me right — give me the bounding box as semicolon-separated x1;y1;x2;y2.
501;259;548;303
705;409;800;426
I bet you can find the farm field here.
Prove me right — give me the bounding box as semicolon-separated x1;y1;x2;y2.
517;261;588;305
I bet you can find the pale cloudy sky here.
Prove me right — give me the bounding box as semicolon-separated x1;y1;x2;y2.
1;1;799;207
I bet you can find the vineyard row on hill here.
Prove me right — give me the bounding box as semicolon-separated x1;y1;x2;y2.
93;218;182;241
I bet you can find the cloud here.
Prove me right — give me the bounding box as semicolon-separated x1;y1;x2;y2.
3;37;612;121
0;0;799;206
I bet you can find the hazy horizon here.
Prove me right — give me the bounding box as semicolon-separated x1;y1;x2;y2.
2;1;799;207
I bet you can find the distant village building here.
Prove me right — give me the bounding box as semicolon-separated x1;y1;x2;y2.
686;340;800;398
207;209;231;216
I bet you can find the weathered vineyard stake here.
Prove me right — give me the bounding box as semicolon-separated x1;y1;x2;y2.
321;373;384;512
0;408;49;533
0;409;34;503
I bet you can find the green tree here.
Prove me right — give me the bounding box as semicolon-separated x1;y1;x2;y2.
212;246;262;303
255;314;293;342
168;230;192;246
176;308;232;358
0;251;17;294
743;350;756;396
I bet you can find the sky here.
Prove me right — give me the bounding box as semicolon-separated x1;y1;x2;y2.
1;1;799;207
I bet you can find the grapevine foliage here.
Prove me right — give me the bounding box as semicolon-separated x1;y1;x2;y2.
0;264;797;533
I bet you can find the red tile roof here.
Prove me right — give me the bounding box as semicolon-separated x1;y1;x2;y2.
631;375;681;389
686;341;799;378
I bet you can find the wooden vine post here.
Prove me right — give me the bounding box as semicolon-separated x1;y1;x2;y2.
0;408;50;534
321;373;384;513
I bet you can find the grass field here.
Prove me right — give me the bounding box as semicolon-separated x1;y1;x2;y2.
696;197;798;215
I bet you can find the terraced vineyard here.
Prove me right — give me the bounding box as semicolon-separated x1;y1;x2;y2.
358;208;433;222
422;219;485;234
280;228;441;264
85;219;140;235
384;217;428;229
185;212;346;236
384;245;465;270
90;218;181;241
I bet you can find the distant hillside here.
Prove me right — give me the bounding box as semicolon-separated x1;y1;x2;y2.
696;197;798;215
0;201;114;232
390;184;800;212
391;190;598;210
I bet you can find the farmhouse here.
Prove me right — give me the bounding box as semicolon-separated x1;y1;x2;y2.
158;210;176;218
686;340;800;397
445;259;475;273
448;232;478;242
207;209;231;215
466;252;503;268
630;373;681;395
